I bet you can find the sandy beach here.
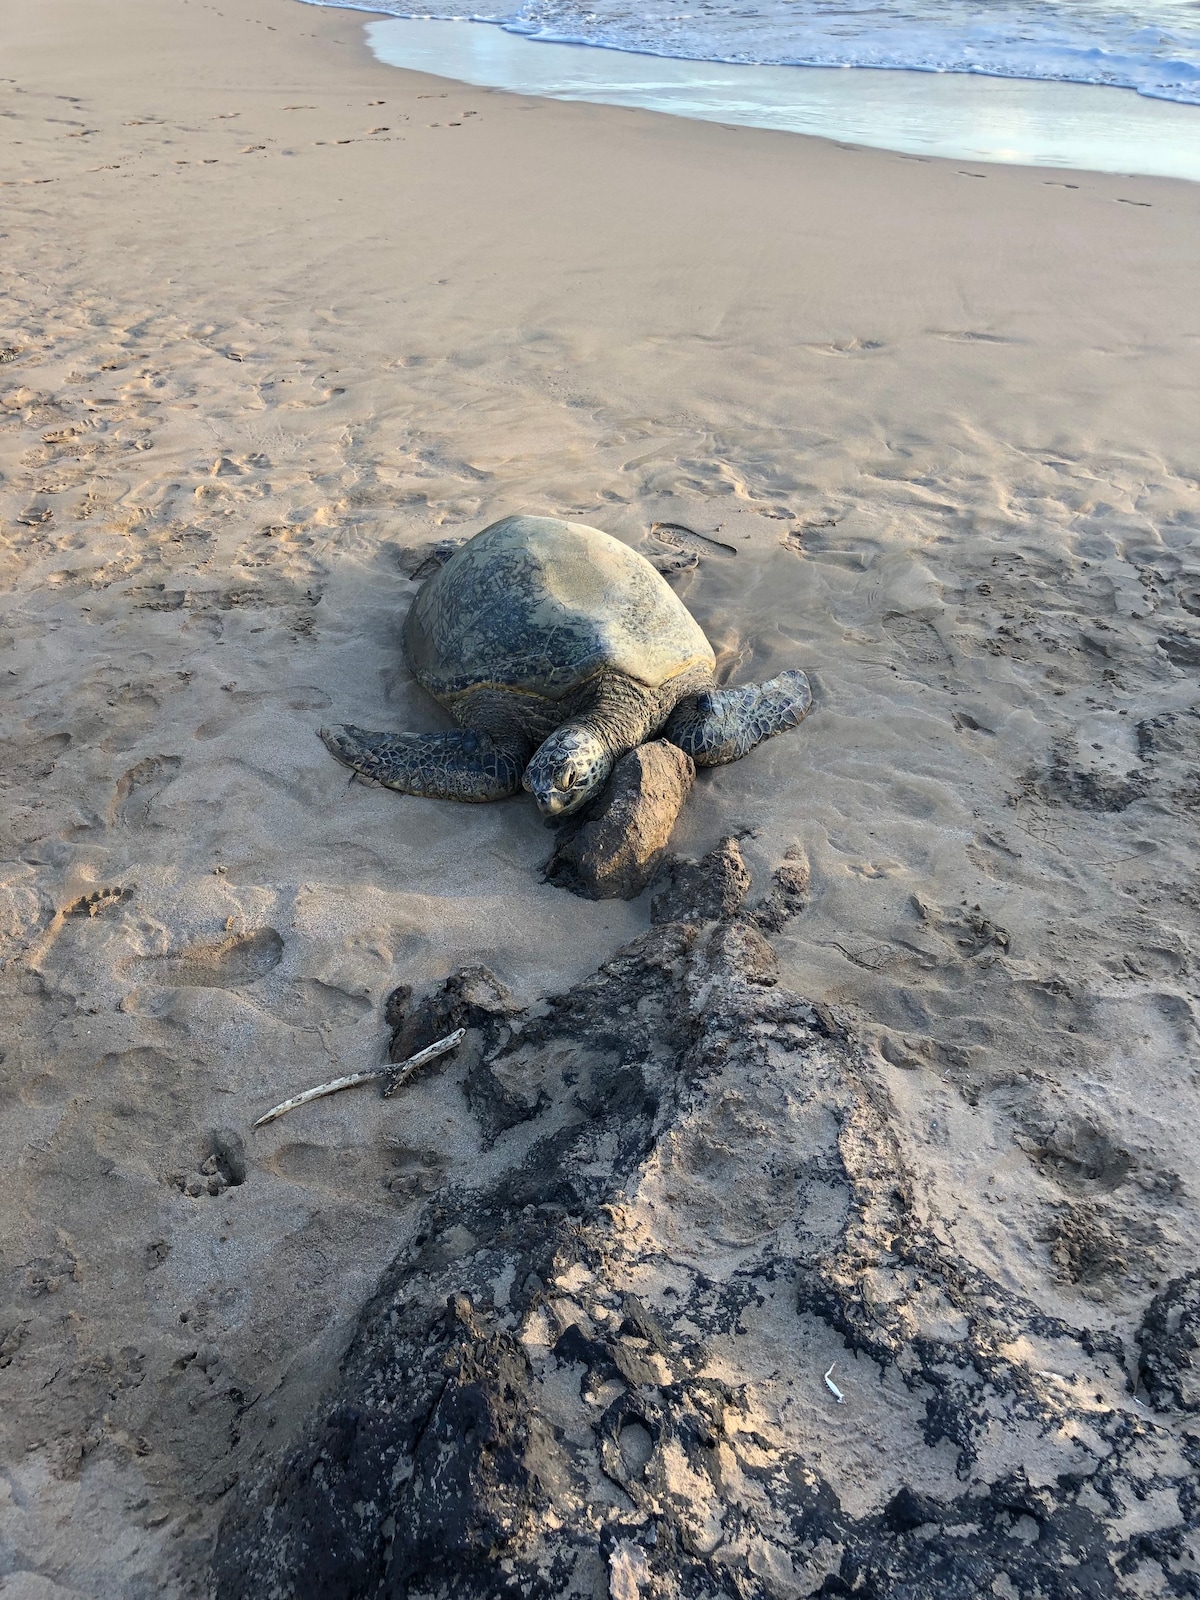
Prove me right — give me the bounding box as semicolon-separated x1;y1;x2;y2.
2;0;1199;1593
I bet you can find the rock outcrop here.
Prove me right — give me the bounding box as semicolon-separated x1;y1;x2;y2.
212;846;1200;1600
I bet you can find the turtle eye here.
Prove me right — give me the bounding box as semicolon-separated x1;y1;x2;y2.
557;766;577;791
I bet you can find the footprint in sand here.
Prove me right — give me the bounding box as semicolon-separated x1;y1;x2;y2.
172;1128;247;1198
1025;1114;1135;1194
109;753;182;826
648;548;699;581
952;710;995;735
141;927;284;989
257;1102;448;1206
649;520;738;557
65;885;132;918
934;330;1017;344
0;729;71;788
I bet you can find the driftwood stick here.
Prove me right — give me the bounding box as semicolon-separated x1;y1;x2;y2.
252;1068;391;1128
252;1028;466;1129
382;1029;468;1098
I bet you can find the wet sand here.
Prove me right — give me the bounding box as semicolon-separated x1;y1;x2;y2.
1;0;1199;1591
364;15;1200;181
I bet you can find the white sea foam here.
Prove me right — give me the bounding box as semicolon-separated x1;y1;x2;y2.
310;0;1200;105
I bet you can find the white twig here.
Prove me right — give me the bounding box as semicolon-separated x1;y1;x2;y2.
381;1029;467;1098
252;1028;466;1128
824;1363;845;1404
252;1068;392;1128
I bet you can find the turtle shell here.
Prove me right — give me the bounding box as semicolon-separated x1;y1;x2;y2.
403;515;715;702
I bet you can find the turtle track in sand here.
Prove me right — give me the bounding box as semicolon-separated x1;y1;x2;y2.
211;843;1200;1600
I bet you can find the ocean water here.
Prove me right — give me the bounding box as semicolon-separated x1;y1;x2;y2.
312;0;1200;105
349;14;1200;177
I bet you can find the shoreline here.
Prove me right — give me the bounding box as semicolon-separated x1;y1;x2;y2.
301;0;1200;110
361;15;1200;182
2;0;1199;1593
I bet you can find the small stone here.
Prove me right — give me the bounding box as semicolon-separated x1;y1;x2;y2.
545;741;694;901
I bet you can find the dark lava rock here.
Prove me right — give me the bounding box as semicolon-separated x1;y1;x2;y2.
750;843;811;932
386;964;518;1066
650;835;751;925
212;857;1199;1600
1139;1269;1200;1411
545;740;694;900
384;964;527;1144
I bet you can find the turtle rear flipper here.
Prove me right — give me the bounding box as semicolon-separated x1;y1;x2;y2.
319;725;528;802
664;669;812;768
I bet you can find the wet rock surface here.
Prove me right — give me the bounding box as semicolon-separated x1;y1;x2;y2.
545;740;695;901
211;849;1200;1600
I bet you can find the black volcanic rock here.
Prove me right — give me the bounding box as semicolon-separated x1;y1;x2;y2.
211;855;1200;1600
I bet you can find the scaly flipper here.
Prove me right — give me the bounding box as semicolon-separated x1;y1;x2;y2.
319;725;528;802
664;669;813;767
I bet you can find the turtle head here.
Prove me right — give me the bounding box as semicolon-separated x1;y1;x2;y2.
523;726;612;818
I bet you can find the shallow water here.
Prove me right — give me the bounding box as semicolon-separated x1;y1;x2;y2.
310;0;1200;106
360;15;1200;179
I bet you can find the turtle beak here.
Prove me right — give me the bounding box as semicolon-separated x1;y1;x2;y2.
522;767;563;815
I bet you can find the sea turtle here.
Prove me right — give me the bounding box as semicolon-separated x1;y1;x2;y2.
320;514;812;818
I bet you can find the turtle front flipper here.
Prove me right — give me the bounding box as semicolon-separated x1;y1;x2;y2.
319;725;528;802
664;669;812;768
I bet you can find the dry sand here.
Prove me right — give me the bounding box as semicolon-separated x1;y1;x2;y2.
1;0;1199;1592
